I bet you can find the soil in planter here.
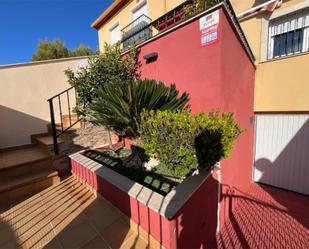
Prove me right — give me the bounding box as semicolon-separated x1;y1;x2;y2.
84;148;179;196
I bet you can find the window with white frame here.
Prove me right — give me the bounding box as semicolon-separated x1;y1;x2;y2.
132;1;148;20
268;8;309;59
132;1;148;25
109;23;121;45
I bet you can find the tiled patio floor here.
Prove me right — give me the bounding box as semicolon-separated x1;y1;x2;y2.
0;176;155;249
217;183;309;249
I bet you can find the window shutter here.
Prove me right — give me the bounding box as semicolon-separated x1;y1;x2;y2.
268;8;309;59
110;24;121;45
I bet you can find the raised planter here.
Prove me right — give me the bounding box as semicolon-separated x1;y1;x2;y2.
70;150;220;249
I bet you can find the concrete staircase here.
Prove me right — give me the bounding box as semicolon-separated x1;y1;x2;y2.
0;115;111;205
0;146;60;206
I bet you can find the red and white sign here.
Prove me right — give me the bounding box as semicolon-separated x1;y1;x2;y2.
200;10;219;46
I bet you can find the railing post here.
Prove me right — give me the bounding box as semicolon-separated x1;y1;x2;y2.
48;99;59;155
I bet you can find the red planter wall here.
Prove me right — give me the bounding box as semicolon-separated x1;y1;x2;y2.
71;157;219;249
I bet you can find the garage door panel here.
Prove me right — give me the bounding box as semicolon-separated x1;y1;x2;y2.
254;114;309;195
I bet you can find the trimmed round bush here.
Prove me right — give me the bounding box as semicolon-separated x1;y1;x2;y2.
139;109;243;178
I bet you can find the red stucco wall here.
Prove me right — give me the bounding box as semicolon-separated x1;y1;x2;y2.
135;6;255;247
218;8;255;227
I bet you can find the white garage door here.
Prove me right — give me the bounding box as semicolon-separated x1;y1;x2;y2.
254;114;309;195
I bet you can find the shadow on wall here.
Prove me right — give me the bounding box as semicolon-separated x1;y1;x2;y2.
255;119;309;195
0;105;49;148
173;173;219;249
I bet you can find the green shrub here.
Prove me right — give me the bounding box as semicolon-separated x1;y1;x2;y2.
184;0;220;17
65;43;139;116
87;79;189;139
139;109;243;178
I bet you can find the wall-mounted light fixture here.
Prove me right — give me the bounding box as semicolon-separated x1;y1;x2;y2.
143;52;158;63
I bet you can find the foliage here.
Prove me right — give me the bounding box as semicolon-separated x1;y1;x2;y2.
69;44;95;57
184;0;220;17
87;79;189;139
32;39;69;61
32;39;95;61
65;43;140;115
139;109;243;178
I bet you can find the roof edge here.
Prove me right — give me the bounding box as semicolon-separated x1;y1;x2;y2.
91;0;130;29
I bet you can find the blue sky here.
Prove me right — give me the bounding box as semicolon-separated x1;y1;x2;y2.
0;0;113;65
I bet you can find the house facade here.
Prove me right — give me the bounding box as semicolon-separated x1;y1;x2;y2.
234;0;309;195
92;0;309;196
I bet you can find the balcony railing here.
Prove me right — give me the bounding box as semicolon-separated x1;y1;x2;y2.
121;0;221;50
121;14;153;49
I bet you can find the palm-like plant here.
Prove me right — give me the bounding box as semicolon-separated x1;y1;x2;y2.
87;79;189;139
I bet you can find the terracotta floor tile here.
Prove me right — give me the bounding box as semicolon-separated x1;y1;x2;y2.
39;176;75;197
0;177;158;249
0;220;19;245
100;218;135;249
51;206;88;235
83;199;120;234
18;223;55;249
0;239;20;249
57;218;98;249
120;235;151;249
2;197;44;226
80;235;110;249
43;237;63;249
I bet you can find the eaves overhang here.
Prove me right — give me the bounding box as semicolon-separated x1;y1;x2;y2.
91;0;131;29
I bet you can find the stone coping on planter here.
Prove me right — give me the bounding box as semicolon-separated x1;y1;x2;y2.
69;151;212;219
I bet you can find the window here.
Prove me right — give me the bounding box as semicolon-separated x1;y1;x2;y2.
268;9;309;59
132;1;148;24
109;23;121;45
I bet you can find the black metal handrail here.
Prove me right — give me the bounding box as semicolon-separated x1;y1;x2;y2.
47;87;81;154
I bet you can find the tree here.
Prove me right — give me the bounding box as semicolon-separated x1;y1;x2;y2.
70;44;95;57
88;79;189;139
32;39;69;61
32;39;95;61
65;43;140;116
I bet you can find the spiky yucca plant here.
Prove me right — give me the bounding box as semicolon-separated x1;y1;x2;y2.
87;79;189;139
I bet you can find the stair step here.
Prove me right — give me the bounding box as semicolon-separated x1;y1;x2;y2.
0;146;51;171
34;135;65;146
0;169;60;205
47;122;82;134
0;159;52;181
31;134;65;151
0;169;58;193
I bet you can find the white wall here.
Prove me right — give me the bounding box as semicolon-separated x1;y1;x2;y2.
0;57;88;149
